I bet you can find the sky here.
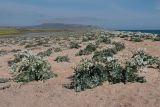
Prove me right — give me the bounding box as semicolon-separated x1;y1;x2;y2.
0;0;160;29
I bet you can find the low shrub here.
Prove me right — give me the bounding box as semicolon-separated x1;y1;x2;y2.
54;47;62;52
11;49;21;53
153;36;160;41
82;33;96;42
64;57;146;92
113;42;125;51
130;36;143;42
65;50;160;92
8;51;57;82
119;35;128;38
0;78;10;83
77;43;97;56
99;35;111;44
54;56;70;62
37;48;53;58
93;42;125;62
69;41;81;49
131;49;159;68
92;48;117;62
64;59;107;92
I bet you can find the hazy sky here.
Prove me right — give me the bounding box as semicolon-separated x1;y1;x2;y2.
0;0;160;29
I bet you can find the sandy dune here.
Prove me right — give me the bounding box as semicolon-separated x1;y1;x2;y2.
0;39;160;107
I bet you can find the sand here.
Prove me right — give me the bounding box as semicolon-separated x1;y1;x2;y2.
0;39;160;107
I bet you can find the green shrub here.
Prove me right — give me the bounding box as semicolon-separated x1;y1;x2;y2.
131;49;159;68
0;78;10;83
54;47;62;52
64;59;107;92
104;58;124;84
99;35;111;44
37;48;53;58
144;36;153;40
8;51;57;82
0;49;8;56
64;49;160;92
113;42;125;51
64;57;146;92
69;41;81;49
24;43;35;48
130;36;143;42
123;62;146;83
120;35;128;38
11;49;21;53
92;48;117;62
104;57;146;84
122;50;160;83
77;43;97;56
54;56;70;62
85;43;97;51
92;41;125;61
82;32;96;42
153;36;160;41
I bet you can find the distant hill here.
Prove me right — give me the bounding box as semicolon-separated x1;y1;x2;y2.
0;23;102;36
29;23;100;29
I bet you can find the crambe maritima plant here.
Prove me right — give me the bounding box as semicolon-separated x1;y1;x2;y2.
37;48;53;58
8;51;57;82
64;59;107;92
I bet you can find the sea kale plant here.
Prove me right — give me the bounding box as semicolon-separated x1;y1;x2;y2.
92;48;116;62
8;51;57;82
130;49;160;69
98;34;111;44
54;55;70;62
113;42;125;51
54;47;62;52
77;43;97;56
153;35;160;41
69;41;81;49
37;48;53;58
64;59;107;92
65;48;160;92
92;42;125;63
82;32;96;42
0;77;10;83
130;35;143;42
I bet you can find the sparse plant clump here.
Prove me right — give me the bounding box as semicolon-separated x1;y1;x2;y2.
98;55;145;84
92;49;116;62
130;36;143;42
0;49;8;56
8;51;57;82
69;41;81;49
54;47;62;52
119;34;128;38
82;32;96;42
11;49;21;53
130;49;159;68
64;59;107;92
153;36;160;41
99;35;111;44
37;48;53;58
113;42;125;51
77;43;97;56
0;77;10;83
65;49;160;92
92;42;125;62
54;56;70;62
64;57;146;92
24;43;38;48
